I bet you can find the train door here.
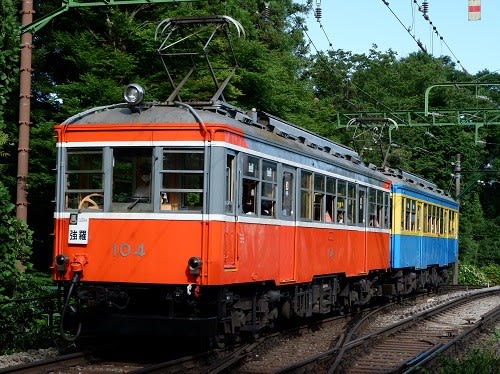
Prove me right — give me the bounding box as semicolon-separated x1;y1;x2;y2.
358;185;368;273
279;167;296;282
223;152;237;268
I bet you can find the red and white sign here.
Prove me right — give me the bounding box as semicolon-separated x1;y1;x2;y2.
468;0;481;21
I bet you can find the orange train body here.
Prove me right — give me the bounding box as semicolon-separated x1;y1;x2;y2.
54;217;389;285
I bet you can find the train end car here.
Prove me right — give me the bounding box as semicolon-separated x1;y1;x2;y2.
384;168;459;294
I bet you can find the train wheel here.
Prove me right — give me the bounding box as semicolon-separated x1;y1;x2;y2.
214;333;226;349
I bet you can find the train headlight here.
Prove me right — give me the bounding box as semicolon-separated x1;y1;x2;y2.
123;83;145;106
188;256;202;275
55;254;69;272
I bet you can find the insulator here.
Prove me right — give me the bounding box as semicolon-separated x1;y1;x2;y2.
263;7;270;19
315;0;322;20
263;2;270;20
315;7;322;20
422;1;429;15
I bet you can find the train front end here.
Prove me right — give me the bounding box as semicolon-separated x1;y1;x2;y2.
52;92;217;339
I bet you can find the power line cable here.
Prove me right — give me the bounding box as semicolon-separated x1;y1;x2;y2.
411;0;468;73
380;0;427;53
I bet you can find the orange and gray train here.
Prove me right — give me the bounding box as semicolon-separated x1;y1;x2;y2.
52;89;458;339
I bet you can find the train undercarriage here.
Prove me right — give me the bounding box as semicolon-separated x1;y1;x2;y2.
62;266;450;342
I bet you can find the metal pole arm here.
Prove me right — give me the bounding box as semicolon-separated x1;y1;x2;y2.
21;0;197;34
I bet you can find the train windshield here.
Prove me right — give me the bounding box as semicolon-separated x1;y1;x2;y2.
112;147;153;212
63;146;205;213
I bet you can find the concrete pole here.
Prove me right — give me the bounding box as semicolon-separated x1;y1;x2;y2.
452;154;461;285
16;0;34;222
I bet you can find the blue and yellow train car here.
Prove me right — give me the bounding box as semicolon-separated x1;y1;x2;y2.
385;169;458;278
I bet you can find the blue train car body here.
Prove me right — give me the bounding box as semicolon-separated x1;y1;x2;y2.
386;169;459;271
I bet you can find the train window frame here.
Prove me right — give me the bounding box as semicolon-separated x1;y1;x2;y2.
65;148;104;211
281;168;295;219
240;154;260;215
368;188;386;228
225;153;236;214
357;186;366;226
325;176;336;223
261;160;277;217
336;180;346;224
313;174;325;222
300;170;313;220
110;147;154;213
160;148;204;212
346;182;356;225
383;192;390;229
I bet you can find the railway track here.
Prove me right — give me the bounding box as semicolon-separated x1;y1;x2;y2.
0;352;96;374
332;286;500;373
1;287;497;373
231;286;499;373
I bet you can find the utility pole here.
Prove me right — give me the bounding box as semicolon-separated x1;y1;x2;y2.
453;154;461;285
16;0;34;222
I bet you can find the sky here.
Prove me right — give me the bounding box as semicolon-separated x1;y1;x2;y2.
303;0;500;75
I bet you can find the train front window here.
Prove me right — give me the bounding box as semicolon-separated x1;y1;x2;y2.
160;149;204;211
111;148;153;212
65;149;103;210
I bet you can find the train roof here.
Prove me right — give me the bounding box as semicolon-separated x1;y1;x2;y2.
61;100;456;204
382;167;458;207
61;100;386;177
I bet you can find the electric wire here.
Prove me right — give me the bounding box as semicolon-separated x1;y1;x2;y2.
380;0;427;53
296;15;404;119
411;0;468;73
314;16;333;49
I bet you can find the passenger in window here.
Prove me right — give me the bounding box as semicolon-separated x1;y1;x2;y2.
337;211;344;223
325;210;332;222
261;200;274;216
134;171;151;199
243;197;255;214
369;215;380;227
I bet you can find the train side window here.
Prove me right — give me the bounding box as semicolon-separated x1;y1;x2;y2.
325;177;336;223
313;174;325;221
439;207;444;235
241;154;259;215
423;203;429;232
449;211;457;236
346;182;356;225
411;200;416;231
358;187;366;225
65;148;104;210
336;180;346;224
383;192;390;228
300;171;312;220
368;188;383;227
428;205;436;233
225;154;235;213
403;198;416;231
444;209;449;234
261;161;277;217
416;202;423;232
160;149;204;212
281;170;294;218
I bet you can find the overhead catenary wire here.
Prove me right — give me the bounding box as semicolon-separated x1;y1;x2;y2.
411;0;467;73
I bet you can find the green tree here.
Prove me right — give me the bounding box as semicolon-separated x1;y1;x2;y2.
0;0;19;176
